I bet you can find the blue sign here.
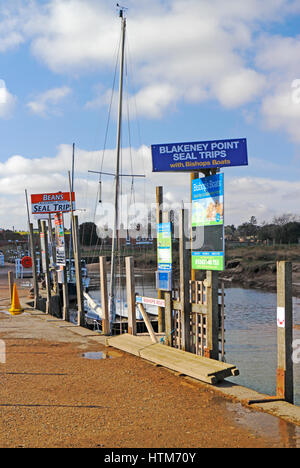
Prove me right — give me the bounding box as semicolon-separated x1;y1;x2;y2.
191;173;225;271
151;138;248;172
192;173;224;227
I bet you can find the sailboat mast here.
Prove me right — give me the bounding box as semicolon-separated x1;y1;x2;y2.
69;143;75;276
109;11;126;328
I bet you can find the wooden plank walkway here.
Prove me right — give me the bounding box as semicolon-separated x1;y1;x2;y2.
105;334;239;385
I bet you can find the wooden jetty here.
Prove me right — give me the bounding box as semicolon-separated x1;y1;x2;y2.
106;333;239;385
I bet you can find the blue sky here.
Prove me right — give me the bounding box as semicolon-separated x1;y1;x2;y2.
1;0;300;229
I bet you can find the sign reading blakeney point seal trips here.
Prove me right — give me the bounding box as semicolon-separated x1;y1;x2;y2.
151;138;247;172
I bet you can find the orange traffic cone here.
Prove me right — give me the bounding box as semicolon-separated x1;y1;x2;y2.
9;283;24;316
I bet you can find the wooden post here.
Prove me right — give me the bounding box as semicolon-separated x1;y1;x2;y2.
62;265;69;321
8;271;14;303
48;214;58;294
156;186;164;333
276;261;294;404
99;256;110;335
41;221;51;315
29;222;39;309
73;215;85;327
190;172;198;282
179;209;191;352
162;210;172;343
37;219;43;275
164;292;172;346
205;270;219;360
137;304;158;343
125;256;136;336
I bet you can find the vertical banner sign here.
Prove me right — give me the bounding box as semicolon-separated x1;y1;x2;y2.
40;232;47;272
157;223;172;271
192;173;225;271
54;212;66;266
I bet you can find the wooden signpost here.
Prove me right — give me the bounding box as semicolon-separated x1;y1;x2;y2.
276;261;294;404
41;221;51;315
29;222;39;309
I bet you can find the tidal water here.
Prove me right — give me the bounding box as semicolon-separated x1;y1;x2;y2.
90;278;300;406
224;287;300;406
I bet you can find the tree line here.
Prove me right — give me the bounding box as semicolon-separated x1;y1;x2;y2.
225;214;300;244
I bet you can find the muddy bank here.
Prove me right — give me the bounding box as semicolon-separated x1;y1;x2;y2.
87;257;300;299
222;246;300;298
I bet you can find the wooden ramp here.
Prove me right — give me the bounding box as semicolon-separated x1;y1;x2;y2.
106;334;239;385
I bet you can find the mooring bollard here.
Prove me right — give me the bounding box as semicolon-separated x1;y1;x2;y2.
276;261;294;404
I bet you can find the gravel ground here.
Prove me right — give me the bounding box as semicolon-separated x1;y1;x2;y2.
0;265;297;448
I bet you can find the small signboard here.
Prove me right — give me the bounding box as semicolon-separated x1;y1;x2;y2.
277;307;285;328
136;296;165;308
40;232;47;272
151;138;247;172
157;222;172;272
31;192;75;219
54;212;66;266
192;173;224;271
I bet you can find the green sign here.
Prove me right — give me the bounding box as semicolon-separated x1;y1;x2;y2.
192;252;224;270
157;223;172;271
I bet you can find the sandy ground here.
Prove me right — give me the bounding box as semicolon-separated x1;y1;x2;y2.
0;264;299;448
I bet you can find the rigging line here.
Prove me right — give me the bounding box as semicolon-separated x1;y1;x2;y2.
126;35;148;296
88;27;123;264
98;30;122;184
126;35;146;177
100;31;122;174
127;78;136;210
124;48;134;189
88;170;145;177
89;182;100;246
124;50;136;232
84;33;122;263
126;35;147;241
82;167;95;249
88;184;103;263
88;25;122;262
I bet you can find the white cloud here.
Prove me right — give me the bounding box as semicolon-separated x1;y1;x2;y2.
214;69;266;108
1;0;300;129
261;83;300;143
224;176;300;224
1;143;300;229
0;80;17;118
3;0;280;117
27;86;72;116
86;83;178;119
255;35;300;74
130;84;178;119
0;1;28;52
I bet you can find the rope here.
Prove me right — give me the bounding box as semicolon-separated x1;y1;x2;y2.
160;329;176;344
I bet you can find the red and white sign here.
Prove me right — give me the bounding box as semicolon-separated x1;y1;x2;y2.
31;192;75;219
277;307;285;328
136;296;165;308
